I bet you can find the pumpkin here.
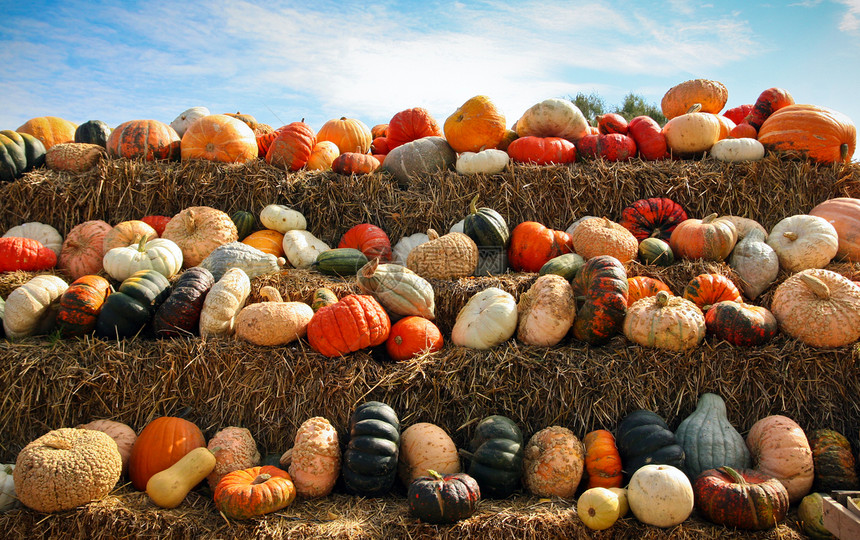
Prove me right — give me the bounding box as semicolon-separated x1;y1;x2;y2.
539;253;586;281
16;116;77;150
152;266;214;337
728;228;779;299
398;422;460;485
265;120;316;171
386;107;443;150
758;104;856;163
169;106;210;137
103;220;158;253
306;140;340;171
506;136;577;165
128;416;206;491
106;119;180;161
259;204;306;233
331;152;380;175
307;294;390;357
279;416;340;498
3;221;62;257
370;136;390;155
624;290;706;351
242;229;285;257
638;238;674;266
198;267;251;337
809;197;860;262
342;401;400;496
730;122;758;139
45;142;106;173
406;229;478;279
206;427;260;491
371;124;388;139
808;429;859;492
162;206;238;268
214;465;296;519
222;112;258;130
710;138;765;162
705;301;778;346
2;274;68;339
597;113;628;135
385;316;443;360
619;197;688;241
626;276;672;306
515;98;589;141
180;114;258;163
674;393;751;479
444;95;507;153
663;105;722;155
459;415;523;498
669;213;737;261
0;237;56;272
682;273;742;311
234;287;313;346
522;426;584;498
451;287;518;349
616;410;685;479
576;133;638;162
724;104;754;125
627;464;694;528
0;130;46;181
145;446;215;509
798;492;835;540
282;230;331;269
724;215;768;241
230;210;256;241
771;269;860;348
317;117;372;154
577;487;623;530
392;232;429;265
13;428;121;513
693;466;789;530
628;116;669;160
715;114;736;140
661;79;728;119
256;125;285;158
356;259;435;320
507;221;573;272
516;274;576;346
746;415;814;504
140;215;171;237
767;214;839;272
573;255;628;346
339;223;392;262
55;275;112;337
103;237;184;281
570;217;638;262
381;136;456;187
76;419;137;476
200;242;285;281
408;470;480;524
456;149;509;175
94;269;170;339
741;87;795;130
582;430;623;490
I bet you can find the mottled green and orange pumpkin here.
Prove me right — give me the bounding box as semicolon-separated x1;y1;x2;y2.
573;255;628;345
55;275;112;337
683;273;742;312
107;119;181;161
693;466;789;530
807;429;859;492
620;198;688;241
704;300;777;347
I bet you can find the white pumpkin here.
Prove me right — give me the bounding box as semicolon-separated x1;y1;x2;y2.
709;138;765;162
282;230;330;269
392;232;429;265
102;237;183;281
456;149;509;175
767;214;839;272
0;464;17;512
170;106;210;137
729;228;779;299
3;222;63;257
449;219;465;234
3;274;68;339
627;464;694;528
516;98;589;142
451;287;518;349
199;267;251;337
260;204;307;234
662;108;721;155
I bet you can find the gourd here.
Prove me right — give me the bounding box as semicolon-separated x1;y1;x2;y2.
198;267;251;337
570;217;638;262
76;419;137;476
451;287;518;349
146;447;216;508
624;291;706;351
515;98;589;141
94;270;170;339
463;195;510;275
729;228;779;299
342;401;401;496
627;464;694;528
522;426;584;498
381;136;456;187
456;149;509;174
307;294;390;357
619;197;688;241
58;220;112;279
809;197;860;262
539;253;586;281
746;415;814;504
444;95;507;153
408;470;481;525
206;427;261;490
162;206;238;268
0;464;17;512
103;237;184;281
392;232;429;265
55;275;112;337
385;316;444;361
398;423;461;485
459;415;523;498
280;416;340;498
231;210;256;241
808;429;859;492
356;259;435;320
516;274;576;346
573;255;628;346
152;267;214;337
214;466;296;519
710;138;765;162
313;248;369;276
798;492;835;539
234;287;313;346
767;214;839;272
705;301;778;347
260;204;306;233
282;230;331;269
406;229;478;279
616;410;685;479
582;430;623;490
508;221;574;272
3;222;62;256
3;274;68;339
199;241;286;281
693;467;789;530
170;106;210;137
674;393;751;479
128;416;206;491
577;487;623;531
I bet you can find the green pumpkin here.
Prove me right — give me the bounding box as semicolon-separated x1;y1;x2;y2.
808;429;859;492
95;269;171;339
355;259;435;320
460;415;523;498
230;210;256;241
463;195;510;276
408;470;481;524
797;492;835;539
616;409;685;480
74;120;112;147
0;130;45;182
638;237;674;266
313;248;369;276
539;253;586;281
674;393;750;478
342;401;401;497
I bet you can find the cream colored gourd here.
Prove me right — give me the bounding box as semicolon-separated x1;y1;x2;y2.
570;217;638;262
103;220;158;252
356;259;436;320
398;423;461;485
0;464;17;512
767;214;839;272
451;287;518;349
709;138;765;162
282;230;330;269
517;274;576;346
623;291;706;351
577;487;622;531
235;287;313;346
103;237;183;281
3;222;63;256
729;228;779;299
662;105;721;155
3;274;68;339
455;149;509;174
611;487;629;517
516;98;589;142
280;417;340;498
199;267;251;337
449;219;464;234
722;215;768;241
260;204;307;233
146;447;217;509
206;427;260;490
406;229;478;279
392;232;429;265
170;106;210;137
627;464;694;528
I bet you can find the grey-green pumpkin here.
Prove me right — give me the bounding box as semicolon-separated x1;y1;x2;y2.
199;242;286;281
674;393;750;478
356;259;435;320
381;136;456;187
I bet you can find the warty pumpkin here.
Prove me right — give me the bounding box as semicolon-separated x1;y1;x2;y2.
206;427;260;491
180;114;258;163
398;422;461;485
758;104;856;163
162;206;238;268
624;290;706;351
45;142;106;173
573;255;628;345
3;274;68;339
55;274;112;337
809;197;860;262
279;416;340;498
385;316;444;361
444;95;507;153
106;119;180;161
582;430;623;490
317;117;372;154
451;287;518;349
746;414;814;504
128;416;206;491
214;465;296;519
570;217;638;262
356;259;435;320
522;426;584;498
661;79;728;119
516;274;576;346
669;213;737;261
306;294;390;357
407;229;478;279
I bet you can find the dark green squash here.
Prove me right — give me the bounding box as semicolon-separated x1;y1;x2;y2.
573;255;628;345
230;210;256;241
0;130;45;181
675;393;750;478
95;269;171;339
408;470;481;524
638;237;674;266
459;415;523;498
74;120;112;147
616;409;685;480
313;248;369;276
463;195;510;276
342;401;401;496
539;253;585;281
152;267;215;338
808;429;859;492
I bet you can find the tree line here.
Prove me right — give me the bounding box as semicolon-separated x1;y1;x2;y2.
570;92;666;126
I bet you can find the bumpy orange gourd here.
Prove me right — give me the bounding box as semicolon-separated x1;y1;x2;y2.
661;79;728;119
571;217;638;263
523;426;584;498
207;427;261;490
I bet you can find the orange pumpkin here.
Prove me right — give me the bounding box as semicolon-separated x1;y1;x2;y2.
682;274;742;311
386;316;444;361
256;125;285;157
386;108;443;150
55;275;112;337
443;95;507;153
224;112;259;130
758;104;856;164
371;123;389;139
306;294;391;357
730;122;757;139
582;430;623;489
338;223;392;261
331;152;380;175
0;237;56;271
140;215;171;237
214;465;296;519
242;229;285;257
744;88;795;130
809;197;860;262
508;221;574;273
371;137;390;155
306;141;340;171
58;220;112;279
128;416;206;491
627;276;673;306
16;116;77;149
661;79;729;119
317;117;373;154
103;220;158;252
107;119;181;161
265;121;316;171
180;114;258;163
507;136;577;165
669;213;737;261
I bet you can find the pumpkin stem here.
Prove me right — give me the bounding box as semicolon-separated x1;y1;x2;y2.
718;466;748;485
43;436;72;450
136;235;149;252
842;143;849;161
427;469;444;481
359;258;380;278
427;229;440;241
656;290;671;307
701;213;718;224
602;217;612;228
279;448;293;468
782;231;798;242
252;473;272;485
799;273;831;300
394;335;403;345
687;103;703;114
260;286;283;303
469;194;480;215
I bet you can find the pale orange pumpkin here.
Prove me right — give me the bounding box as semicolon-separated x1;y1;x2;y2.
58;220;112;279
180;114;258;163
305;141;340;171
398;422;461;485
570;217;638;263
207;427;261;490
523;426;584;498
663;105;722;155
162;206;238;267
280;416;341;498
746;415;814;504
443;95;507;153
103;220;158;252
242;229;285;257
77;419;137;475
661;79;728;119
317;117;373;154
17;116;77;149
809;197;860;262
758;104;856;164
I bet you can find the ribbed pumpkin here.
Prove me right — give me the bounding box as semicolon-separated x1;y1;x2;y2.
342;401;400;496
230;210;255;241
767;214;839;272
624;290;706;351
808;429;859;492
107;119;180;161
682;273;742;311
55;275;112;337
408;470;481;525
675;393;751;479
507;136;577;165
809;197;860;262
573;255;628;346
463;195;510;275
331;152;380;175
152;267;215;337
103;220;158;252
628;116;669;160
94;269;170;339
620;198;688;241
317;117;372;154
3;222;61;257
443;95;507;153
570;217;638;262
626;276;672;306
693;467;789;530
305;140;340;171
744;88;795;130
162;206;238;267
0;130;46;181
16;116;77;149
386;107;443;150
180;114;258;163
356;259;435;320
638;238;674;266
747;415;814;504
576;133;638;161
406;229;478;280
516;274;576;346
758;104;856;163
128;416;206;491
265;121;316;171
385;316;443;361
507;221;573;273
661;79;729;119
669;213;737;261
214;466;296;519
582;430;623;490
381;137;456;187
306;294;390;357
705;301;778;347
0;237;56;272
339;224;392;262
242;229;285;257
459;415;523;498
616;410;685;480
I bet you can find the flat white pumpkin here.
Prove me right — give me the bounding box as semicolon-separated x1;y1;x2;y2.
451;287;517;349
456;149;509;175
449;219;464;234
199;267;251;337
710;138;765;162
3;274;68;339
170;106;210;137
260;204;307;234
282;230;330;269
767;214;839;272
3;222;63;257
392;232;429;265
103;237;183;281
516;98;589;142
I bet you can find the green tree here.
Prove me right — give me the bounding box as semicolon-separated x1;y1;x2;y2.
614;93;666;125
569;92;606;126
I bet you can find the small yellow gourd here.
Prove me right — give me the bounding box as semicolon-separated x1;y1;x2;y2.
145;447;217;508
577;487;621;530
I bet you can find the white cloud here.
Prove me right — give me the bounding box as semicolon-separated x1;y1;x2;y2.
835;0;860;31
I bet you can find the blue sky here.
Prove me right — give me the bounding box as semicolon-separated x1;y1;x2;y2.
2;0;859;134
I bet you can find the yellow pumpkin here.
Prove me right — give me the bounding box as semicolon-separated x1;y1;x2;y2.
305;141;340;171
577;487;622;530
662;105;722;155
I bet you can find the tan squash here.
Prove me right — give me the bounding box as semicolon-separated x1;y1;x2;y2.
280;417;340;498
406;229;478;279
146;447;217;508
206;427;260;490
767;214;839;272
234;287;313;346
162;206;238;267
199;267;251;337
516;274;576;346
522;426;584;498
398;422;461;485
623;291;706;351
570;217;638;263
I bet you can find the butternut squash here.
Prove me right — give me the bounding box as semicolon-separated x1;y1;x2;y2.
146;447;217;508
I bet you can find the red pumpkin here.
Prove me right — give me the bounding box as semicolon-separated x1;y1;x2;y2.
576;133;637;162
507;136;577;165
106;119;181;161
729;122;758;139
683;274;742;311
597;113;629;135
338;224;392;261
694;466;789;530
627;116;669;160
619;197;688;241
507;221;573;272
371;124;389;139
371;137;390;155
306;294;391;357
0;236;57;271
331;152;380;176
141;215;171;237
265;121;316;171
743;88;795;130
386;108;443;150
386;316;444;361
723;104;754;125
128;416;206;491
573;255;628;345
55;275;112;337
705;300;778;346
257;125;285;157
627;276;672;306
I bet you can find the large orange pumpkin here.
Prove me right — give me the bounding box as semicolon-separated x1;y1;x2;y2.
306;141;340;171
317;117;373;154
507;136;577;165
386;108;443;150
128;416;206;491
16;116;77;149
508;221;574;272
443;95;507;153
306;294;391;357
57;220;112;279
180;114;258;163
107;119;181;161
265;121;316;171
809;197;860;262
758;104;856;163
